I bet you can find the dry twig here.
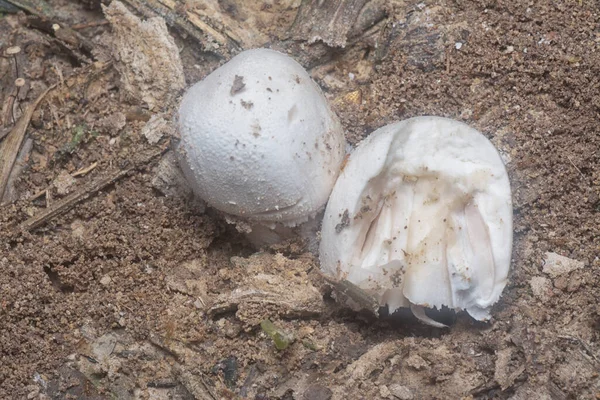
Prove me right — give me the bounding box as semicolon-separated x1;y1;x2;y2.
17;146;167;232
26;16;95;63
71;19;110;30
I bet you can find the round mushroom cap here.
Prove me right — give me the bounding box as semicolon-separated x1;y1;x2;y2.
177;48;345;225
319;116;513;323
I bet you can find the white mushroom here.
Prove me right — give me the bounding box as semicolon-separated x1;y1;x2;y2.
319;116;512;326
177;48;345;227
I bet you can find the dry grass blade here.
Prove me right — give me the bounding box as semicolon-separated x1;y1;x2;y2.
0;84;55;202
72;161;98;177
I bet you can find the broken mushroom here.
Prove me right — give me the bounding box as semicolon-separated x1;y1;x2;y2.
177;48;345;227
319;116;513;327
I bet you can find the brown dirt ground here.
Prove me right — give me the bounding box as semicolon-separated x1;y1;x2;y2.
1;0;599;399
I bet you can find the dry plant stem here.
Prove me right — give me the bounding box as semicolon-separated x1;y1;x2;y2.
2;87;17;127
72;162;98;177
71;20;110;30
30;187;47;201
2;61;20;128
29;163;98;201
0;84;55;202
565;155;585;179
17;146;168;232
8;80;31;133
3;137;33;203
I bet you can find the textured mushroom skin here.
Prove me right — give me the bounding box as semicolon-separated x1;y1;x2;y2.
177;49;345;225
319;116;513;321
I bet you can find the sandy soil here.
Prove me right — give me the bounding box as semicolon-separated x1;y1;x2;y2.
1;0;599;399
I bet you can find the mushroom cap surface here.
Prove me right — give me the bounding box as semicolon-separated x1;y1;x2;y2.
319;116;513;322
177;48;345;224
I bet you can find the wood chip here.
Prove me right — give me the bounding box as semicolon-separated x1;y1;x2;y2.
290;0;369;47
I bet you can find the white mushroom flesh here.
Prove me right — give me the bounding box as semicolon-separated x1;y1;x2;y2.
177;48;345;225
319;116;513;324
